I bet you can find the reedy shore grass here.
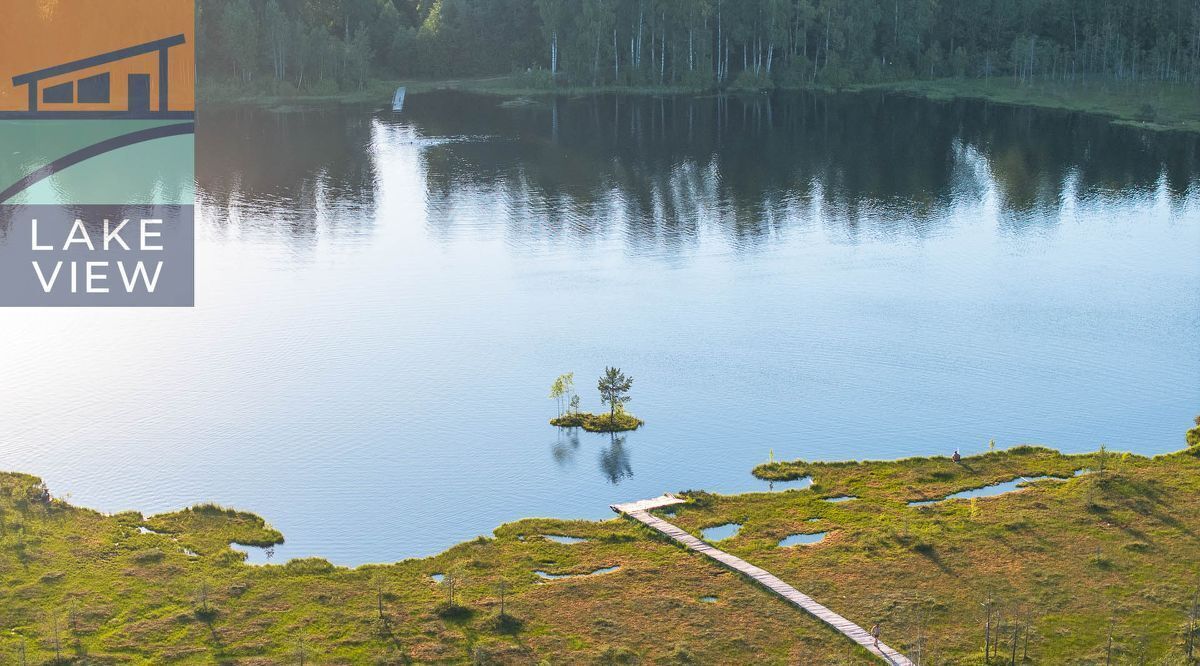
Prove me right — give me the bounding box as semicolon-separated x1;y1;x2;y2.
3;435;1199;663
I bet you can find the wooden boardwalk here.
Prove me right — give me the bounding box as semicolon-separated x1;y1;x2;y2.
611;495;914;666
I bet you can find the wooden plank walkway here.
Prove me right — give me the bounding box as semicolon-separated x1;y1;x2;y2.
611;495;914;666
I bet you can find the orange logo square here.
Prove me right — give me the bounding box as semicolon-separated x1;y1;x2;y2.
0;0;194;118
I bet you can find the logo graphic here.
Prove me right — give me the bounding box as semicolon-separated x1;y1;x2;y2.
0;0;195;306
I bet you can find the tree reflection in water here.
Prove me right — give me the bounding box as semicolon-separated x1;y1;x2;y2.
551;427;580;467
196;91;1198;253
598;433;633;485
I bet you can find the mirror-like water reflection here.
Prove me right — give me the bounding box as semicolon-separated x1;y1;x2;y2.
0;91;1196;565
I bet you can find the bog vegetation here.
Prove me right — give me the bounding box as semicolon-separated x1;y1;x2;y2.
1;417;1199;662
199;0;1200;94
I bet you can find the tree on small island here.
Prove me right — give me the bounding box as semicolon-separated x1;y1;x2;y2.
548;372;577;417
598;366;633;423
548;366;643;432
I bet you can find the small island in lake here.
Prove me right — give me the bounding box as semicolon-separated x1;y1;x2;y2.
549;367;643;432
550;410;644;433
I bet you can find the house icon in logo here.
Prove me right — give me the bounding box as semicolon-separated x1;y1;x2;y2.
6;34;192;119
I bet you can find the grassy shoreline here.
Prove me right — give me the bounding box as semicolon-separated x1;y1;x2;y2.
868;78;1200;134
4;432;1199;663
200;75;1200;134
196;76;707;109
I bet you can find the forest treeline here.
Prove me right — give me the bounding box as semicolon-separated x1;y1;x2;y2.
198;0;1200;92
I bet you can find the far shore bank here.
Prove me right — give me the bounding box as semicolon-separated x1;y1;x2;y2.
199;76;1200;134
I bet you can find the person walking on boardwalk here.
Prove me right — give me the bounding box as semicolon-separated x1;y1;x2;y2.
870;623;881;649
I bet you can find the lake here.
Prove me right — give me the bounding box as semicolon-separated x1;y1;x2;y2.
1;90;1197;565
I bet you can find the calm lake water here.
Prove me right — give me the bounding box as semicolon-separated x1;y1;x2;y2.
2;91;1198;565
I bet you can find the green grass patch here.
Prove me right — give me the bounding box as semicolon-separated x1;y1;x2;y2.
144;502;284;556
3;430;1199;662
550;411;644;432
868;78;1200;133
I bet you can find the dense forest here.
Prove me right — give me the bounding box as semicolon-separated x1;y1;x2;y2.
198;0;1200;91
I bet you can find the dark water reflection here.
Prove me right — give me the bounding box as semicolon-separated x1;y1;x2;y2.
413;92;1196;243
551;428;633;485
196;106;379;241
198;90;1198;252
4;91;1194;565
551;427;581;466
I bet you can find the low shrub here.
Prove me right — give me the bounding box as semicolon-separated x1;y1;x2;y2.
133;548;165;564
436;603;474;621
511;67;555;90
1123;540;1151;553
1088;552;1114;569
194;606;218;622
488;612;524;634
728;69;774;92
772;58;812;88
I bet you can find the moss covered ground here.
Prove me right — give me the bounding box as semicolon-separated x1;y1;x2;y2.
550;412;643;433
3;432;1199;664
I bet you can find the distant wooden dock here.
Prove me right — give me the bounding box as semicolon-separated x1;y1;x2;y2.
612;495;914;666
